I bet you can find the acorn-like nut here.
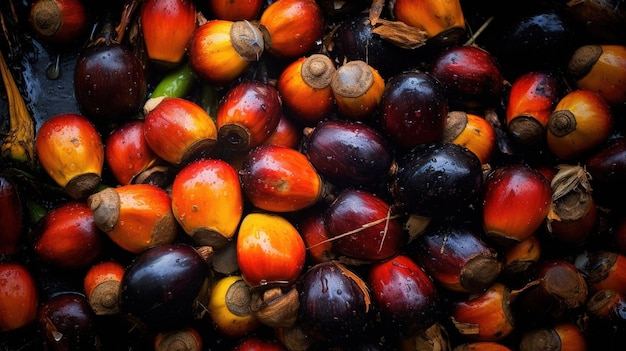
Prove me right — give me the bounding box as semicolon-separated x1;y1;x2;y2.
277;54;336;126
208;275;261;338
188;19;264;86
87;184;178;254
330;60;385;120
83;260;125;315
250;286;300;328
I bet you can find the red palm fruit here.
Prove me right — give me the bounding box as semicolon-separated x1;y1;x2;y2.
391;0;465;45
171;158;243;249
451;283;515;342
513;259;588;324
28;0;88;46
568;44;626;106
0;174;23;256
297;205;337;263
277;54;336;126
482;164;552;246
105;119;163;185
239;145;324;213
259;0;324;59
331;60;385;121
140;0;197;68
35;113;104;200
431;45;504;110
236;212;306;287
380;70;448;149
38;292;100;350
406;222;502;294
442;111;496;164
546;164;597;245
216;80;283;152
188;19;264;86
301;119;394;188
32;201;104;269
208;0;263;20
143;97;218;166
0;262;39;332
506;71;561;148
502;234;541;277
262;113;302;149
583;251;626;296
155;327;203;351
325;188;405;262
518;322;588;351
83;260;125;315
368;254;439;335
232;336;287;351
87;183;178;254
546;89;613;161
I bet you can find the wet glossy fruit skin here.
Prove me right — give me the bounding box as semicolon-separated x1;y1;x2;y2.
0;174;23;255
0;262;39;332
32;201;104;269
140;0;197;68
28;0;88;46
262;113;302;149
302;119;393;188
259;0;324;59
207;0;263;20
216;81;283;152
297;205;336;263
546;89;613;161
568;44;626;106
83;260;125;316
35;113;104;199
389;142;483;219
325;188;405;261
442;111;496;164
392;0;465;43
171;158;243;246
406;222;502;294
585;137;626;208
482;164;552;246
105;120;160;185
298;261;371;344
368;254;439;335
239;145;323;212
143;97;218;165
119;243;209;331
74;42;147;121
379;70;448;149
236;212;306;287
232;336;288;351
208;275;260;338
431;45;504;110
505;71;562;148
38;292;100;351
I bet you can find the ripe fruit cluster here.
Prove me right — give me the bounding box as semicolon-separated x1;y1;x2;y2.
1;0;626;350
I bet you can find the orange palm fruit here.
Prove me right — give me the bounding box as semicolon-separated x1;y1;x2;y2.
442;111;496;164
171;158;243;248
330;60;385;120
391;0;465;45
259;0;324;59
188;19;264;86
83;260;125;315
277;54;336;126
35;113;103;199
0;262;39;332
506;71;561;148
546;89;613;161
140;0;197;68
143;97;218;166
87;183;178;254
239;145;324;212
568;44;626;106
237;212;306;288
